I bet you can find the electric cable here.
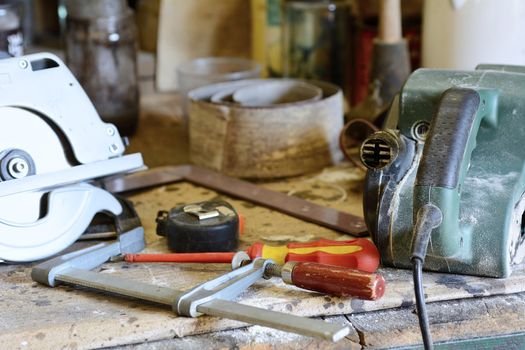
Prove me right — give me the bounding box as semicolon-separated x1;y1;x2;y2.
412;257;433;349
410;203;443;350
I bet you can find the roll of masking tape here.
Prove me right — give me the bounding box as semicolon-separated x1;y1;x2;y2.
188;79;344;179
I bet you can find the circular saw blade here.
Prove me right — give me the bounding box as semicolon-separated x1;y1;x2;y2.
0;107;73;223
0;106;72;175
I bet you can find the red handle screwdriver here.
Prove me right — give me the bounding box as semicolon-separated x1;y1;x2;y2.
261;260;385;300
125;238;380;273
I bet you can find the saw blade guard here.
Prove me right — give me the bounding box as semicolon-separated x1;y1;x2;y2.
0;183;123;262
0;52;126;164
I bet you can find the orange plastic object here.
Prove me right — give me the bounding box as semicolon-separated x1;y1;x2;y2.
125;252;235;263
246;238;380;273
238;214;245;236
125;238;380;273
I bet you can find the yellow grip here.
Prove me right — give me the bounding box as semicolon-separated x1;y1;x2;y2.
261;244;363;265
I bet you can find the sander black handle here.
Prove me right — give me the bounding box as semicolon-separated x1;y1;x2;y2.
415;88;481;189
412;87;492;259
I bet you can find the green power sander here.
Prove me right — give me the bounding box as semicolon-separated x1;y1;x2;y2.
360;64;525;348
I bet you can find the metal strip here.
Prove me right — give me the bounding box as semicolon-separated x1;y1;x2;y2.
102;165;368;236
56;268;181;306
198;299;350;342
0;153;144;197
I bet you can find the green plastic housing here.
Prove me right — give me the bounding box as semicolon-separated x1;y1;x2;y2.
376;65;525;277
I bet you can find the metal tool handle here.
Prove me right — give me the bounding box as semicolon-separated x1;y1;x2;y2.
176;258;273;317
413;87;498;257
31;227;145;287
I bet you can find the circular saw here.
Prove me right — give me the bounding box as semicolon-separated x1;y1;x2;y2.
0;52;144;262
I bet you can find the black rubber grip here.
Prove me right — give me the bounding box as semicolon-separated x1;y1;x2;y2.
410;204;443;261
416;88;480;188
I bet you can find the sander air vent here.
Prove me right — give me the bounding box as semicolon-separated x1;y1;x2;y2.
360;131;399;170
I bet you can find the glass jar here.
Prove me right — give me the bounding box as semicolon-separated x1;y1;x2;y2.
251;0;283;77
0;2;23;58
282;0;355;97
64;0;139;136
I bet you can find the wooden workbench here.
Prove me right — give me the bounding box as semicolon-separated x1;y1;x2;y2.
2;76;525;350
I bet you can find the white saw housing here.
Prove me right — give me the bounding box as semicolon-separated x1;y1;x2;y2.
0;53;144;262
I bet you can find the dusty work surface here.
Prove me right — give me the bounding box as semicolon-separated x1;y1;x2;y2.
2;166;525;349
2;84;525;349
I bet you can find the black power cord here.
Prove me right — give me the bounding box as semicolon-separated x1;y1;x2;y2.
412;258;433;349
410;203;443;350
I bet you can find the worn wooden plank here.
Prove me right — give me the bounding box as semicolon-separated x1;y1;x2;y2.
114;317;361;350
349;292;525;349
3;227;525;350
110;294;525;350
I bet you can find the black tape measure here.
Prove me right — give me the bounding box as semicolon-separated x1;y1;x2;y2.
156;200;239;253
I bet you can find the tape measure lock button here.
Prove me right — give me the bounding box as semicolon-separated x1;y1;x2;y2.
156;200;239;253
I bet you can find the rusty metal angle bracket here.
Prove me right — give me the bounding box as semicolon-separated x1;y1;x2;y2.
101;165;367;237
